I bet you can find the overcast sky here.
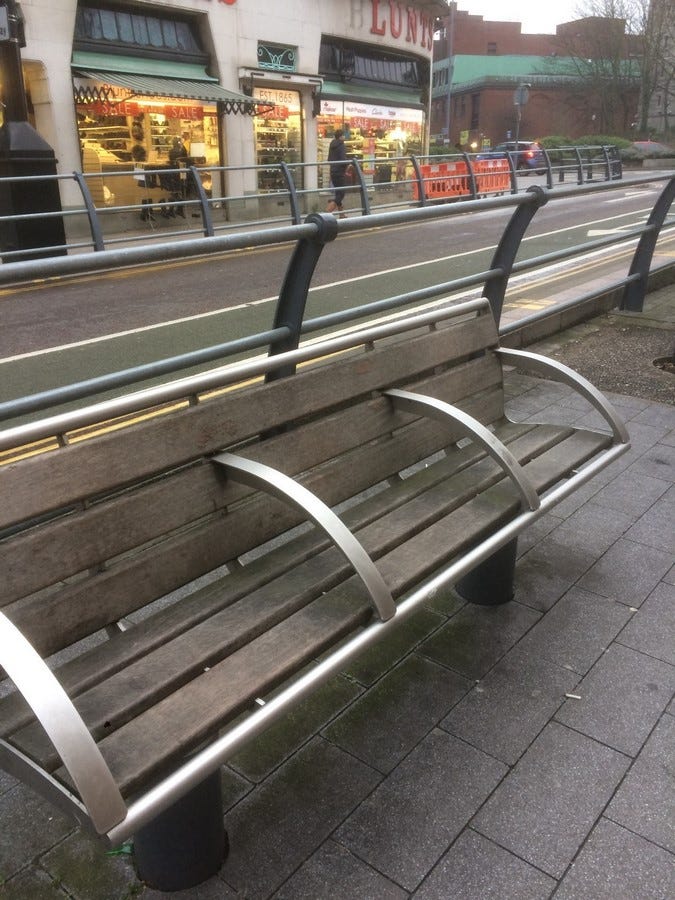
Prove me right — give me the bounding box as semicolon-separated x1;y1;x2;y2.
455;1;583;34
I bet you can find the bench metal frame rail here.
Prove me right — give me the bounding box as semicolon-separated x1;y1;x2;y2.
0;172;673;432
0;296;631;843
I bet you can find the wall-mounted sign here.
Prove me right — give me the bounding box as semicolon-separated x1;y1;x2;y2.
369;0;435;52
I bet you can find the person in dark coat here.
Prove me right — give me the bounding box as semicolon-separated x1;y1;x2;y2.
327;129;348;215
166;136;189;217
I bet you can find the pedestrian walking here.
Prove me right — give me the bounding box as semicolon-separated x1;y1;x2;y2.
327;129;348;216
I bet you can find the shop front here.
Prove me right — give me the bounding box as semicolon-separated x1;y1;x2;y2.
316;34;428;189
317;95;424;188
70;1;257;211
252;86;302;192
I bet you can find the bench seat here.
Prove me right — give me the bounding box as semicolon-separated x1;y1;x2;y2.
0;297;628;846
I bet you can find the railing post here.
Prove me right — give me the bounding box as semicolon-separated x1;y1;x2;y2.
542;148;553;189
266;212;339;380
620;175;675;312
462;152;479;199
349;158;371;216
72;170;105;252
483;185;549;325
278;161;302;225
410;155;426;207
574;148;583;185
187;166;215;237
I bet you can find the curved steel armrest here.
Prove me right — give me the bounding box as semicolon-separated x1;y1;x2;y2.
0;612;127;835
214;452;396;621
495;348;630;444
385;388;540;511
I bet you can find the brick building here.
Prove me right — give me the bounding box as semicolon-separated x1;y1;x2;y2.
432;8;640;149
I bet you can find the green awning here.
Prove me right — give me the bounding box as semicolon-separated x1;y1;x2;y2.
321;80;423;110
72;52;263;115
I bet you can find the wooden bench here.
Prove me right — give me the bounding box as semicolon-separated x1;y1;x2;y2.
0;298;629;889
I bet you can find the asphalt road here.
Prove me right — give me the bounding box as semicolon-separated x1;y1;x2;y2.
0;179;672;411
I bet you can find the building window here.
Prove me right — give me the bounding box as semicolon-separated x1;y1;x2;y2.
487;42;497;55
470;93;480;129
257;42;297;72
319;37;426;90
74;2;205;63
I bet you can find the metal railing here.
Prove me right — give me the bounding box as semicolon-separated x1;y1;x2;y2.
0;171;673;443
0;145;631;261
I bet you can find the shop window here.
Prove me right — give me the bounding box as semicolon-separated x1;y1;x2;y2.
253;88;302;192
317;100;424;190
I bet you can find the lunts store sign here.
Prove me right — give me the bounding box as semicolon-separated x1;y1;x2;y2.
369;0;435;51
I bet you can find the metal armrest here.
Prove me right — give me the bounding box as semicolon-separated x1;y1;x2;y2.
385;388;540;511
0;612;127;835
495;347;630;444
213;452;396;621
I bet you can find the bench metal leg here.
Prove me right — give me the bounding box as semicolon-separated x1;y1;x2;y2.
133;769;228;891
455;538;518;606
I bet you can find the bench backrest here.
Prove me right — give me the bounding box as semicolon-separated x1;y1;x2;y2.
0;300;501;658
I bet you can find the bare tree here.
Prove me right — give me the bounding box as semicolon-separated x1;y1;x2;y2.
639;0;675;135
550;0;642;134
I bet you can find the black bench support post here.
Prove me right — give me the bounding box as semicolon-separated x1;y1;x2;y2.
266;211;338;380
455;538;518;605
133;769;227;891
482;185;548;325
620;174;675;312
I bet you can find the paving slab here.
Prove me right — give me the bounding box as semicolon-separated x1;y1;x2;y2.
272;840;407;900
555;642;675;756
616;580;675;665
220;738;381;897
577;537;674;606
516;586;634;675
412;829;556;900
335;729;507;892
472;722;629;879
440;647;579;765
556;818;675;900
323;654;471;774
606;714;675;853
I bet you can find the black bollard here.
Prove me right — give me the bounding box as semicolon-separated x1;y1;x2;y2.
456;538;518;605
134;769;228;892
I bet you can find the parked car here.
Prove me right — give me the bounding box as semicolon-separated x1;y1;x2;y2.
479;140;546;174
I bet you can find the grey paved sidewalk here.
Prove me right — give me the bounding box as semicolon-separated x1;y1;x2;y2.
1;289;673;899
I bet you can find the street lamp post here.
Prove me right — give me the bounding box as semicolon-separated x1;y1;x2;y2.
0;0;66;260
513;82;531;146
